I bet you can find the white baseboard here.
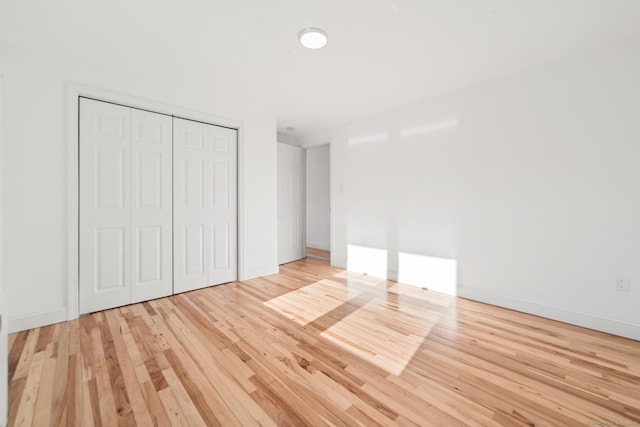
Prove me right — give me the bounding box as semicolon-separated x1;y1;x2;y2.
331;258;347;269
8;307;68;333
458;284;640;341
307;242;330;251
240;264;279;281
387;270;398;282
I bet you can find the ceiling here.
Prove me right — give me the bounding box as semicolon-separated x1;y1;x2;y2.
2;0;640;139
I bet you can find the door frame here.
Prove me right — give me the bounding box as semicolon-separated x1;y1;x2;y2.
66;83;244;320
299;137;333;265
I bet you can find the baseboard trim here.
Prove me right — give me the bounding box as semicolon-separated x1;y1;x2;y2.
458;284;640;341
306;254;329;261
331;258;347;269
8;307;68;333
307;242;330;251
240;265;279;281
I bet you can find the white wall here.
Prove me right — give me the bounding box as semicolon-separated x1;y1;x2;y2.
301;37;640;340
306;145;330;250
0;54;8;427
1;48;278;332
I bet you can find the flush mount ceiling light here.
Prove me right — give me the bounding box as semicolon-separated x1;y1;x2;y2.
298;27;328;49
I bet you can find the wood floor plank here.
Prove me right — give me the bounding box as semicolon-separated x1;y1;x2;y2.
163;348;226;427
104;310;156;427
160;369;208;427
8;257;640;425
11;328;39;381
89;327;119;427
138;379;172;427
32;351;57;427
86;377;102;427
49;321;71;426
13;351;46;426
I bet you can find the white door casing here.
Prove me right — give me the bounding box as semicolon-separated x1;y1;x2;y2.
79;98;173;314
173;117;237;293
277;143;305;264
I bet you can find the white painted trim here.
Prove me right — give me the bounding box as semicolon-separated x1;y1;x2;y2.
276;133;298;146
387;270;399;282
300;140;332;265
65;82;245;322
299;133;333;149
236;126;246;286
242;265;279;281
327;139;336;268
302;148;307;260
65;85;79;321
458;284;640;341
331;257;347;270
8;307;68;334
306;242;331;251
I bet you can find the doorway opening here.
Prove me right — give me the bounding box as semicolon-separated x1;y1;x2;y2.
304;144;330;262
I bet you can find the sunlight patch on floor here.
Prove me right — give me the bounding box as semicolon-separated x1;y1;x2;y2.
321;296;443;376
263;279;361;325
264;269;454;376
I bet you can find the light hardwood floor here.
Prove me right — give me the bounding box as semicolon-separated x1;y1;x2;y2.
7;257;640;426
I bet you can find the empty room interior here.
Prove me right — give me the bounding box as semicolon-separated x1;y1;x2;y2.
2;1;640;426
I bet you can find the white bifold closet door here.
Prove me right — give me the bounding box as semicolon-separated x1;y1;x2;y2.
79;98;173;314
173;117;237;293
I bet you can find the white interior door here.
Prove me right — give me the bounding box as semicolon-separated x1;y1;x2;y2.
130;109;173;303
173;118;237;293
278;143;305;264
80;98;173;314
80;99;132;313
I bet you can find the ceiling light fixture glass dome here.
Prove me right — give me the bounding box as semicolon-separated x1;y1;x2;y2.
298;27;328;49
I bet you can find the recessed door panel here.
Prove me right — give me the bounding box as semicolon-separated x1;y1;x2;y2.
95;147;125;209
213;161;229;209
213;223;230;270
135;121;163;144
185;131;204;150
185;158;204;209
97;115;126;138
136;226;162;284
185;224;205;275
95;227;126;290
137;153;162;209
213;136;229;153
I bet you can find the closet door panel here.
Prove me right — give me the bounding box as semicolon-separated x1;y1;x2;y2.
174;118;237;292
79;98;132;314
209;127;237;285
131;109;173;303
173;119;210;292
